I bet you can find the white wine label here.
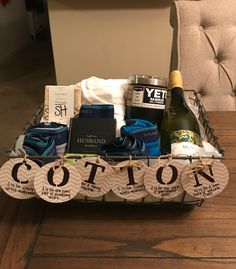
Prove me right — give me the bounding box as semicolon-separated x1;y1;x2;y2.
181;160;229;199
171;142;200;156
0;158;40;199
75;157;113;197
34;162;81;203
144;159;185;199
111;160;148;200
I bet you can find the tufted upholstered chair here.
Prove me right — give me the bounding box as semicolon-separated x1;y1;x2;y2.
169;0;236;111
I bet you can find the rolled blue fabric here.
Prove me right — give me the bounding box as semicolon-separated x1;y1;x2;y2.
26;122;68;155
23;133;56;157
121;119;160;156
98;135;147;157
78;104;114;119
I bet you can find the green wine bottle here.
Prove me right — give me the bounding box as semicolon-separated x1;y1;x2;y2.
160;70;202;156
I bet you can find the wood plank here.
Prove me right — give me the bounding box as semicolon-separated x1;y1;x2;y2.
206;112;236;126
0;192;20;260
205;112;236;152
213;136;236;149
0;199;46;269
28;257;236;269
153;237;236;257
222;160;236;174
222;149;236;160
34;234;236;258
32;203;236;258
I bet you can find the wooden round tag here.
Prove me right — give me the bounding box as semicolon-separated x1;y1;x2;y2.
34;161;81;203
75;157;114;197
144;159;185;199
0;158;40;199
111;160;148;200
181;159;229;199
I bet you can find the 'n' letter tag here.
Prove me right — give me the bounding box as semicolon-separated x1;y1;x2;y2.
181;160;229;199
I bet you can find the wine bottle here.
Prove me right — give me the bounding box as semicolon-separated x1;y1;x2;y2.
160;70;202;156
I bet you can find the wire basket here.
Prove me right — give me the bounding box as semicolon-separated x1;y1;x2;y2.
7;90;224;207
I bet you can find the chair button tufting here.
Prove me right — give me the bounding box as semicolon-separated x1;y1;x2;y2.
231;92;236;97
214;57;220;64
198;89;204;97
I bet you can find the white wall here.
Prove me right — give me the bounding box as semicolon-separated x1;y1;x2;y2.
48;0;173;84
0;1;29;63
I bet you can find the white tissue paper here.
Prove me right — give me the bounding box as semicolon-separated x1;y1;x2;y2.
171;91;222;158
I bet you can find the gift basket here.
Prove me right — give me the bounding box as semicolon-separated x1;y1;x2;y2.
1;72;228;206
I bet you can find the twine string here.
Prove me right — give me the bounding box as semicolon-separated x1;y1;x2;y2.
96;155;101;164
157;154;174;167
16;148;29;162
52;155;67;172
186;158;213;177
111;155;144;170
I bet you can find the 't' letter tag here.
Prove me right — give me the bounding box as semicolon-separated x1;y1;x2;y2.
75;157;114;197
111;160;148;200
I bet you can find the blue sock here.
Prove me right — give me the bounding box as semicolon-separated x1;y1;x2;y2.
121;119;160;156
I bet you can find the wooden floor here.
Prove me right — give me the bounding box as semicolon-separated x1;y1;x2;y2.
0;112;236;269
